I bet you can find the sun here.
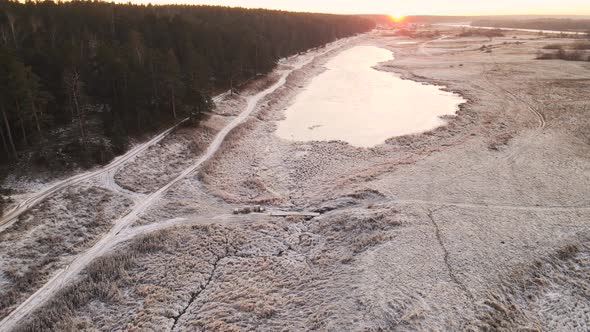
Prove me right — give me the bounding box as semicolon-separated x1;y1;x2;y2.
389;14;405;23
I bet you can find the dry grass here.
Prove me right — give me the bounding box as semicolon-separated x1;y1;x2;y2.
312;208;402;261
14;224;248;331
115;125;215;193
14;230;174;332
14;252;136;332
0;258;54;318
470;243;589;331
0;185;132;320
352;233;393;253
198;118;258;189
12;204;404;331
488;132;515;151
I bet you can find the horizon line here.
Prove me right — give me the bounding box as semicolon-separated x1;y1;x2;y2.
54;1;590;17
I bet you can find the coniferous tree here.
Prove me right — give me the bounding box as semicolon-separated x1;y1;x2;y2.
0;0;374;166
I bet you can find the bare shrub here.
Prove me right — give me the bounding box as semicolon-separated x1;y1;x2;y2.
542;43;563;49
562;50;585;61
572;42;590;50
536;51;556;60
488;133;514;151
556;244;579;260
537;48;586;61
340;255;354;264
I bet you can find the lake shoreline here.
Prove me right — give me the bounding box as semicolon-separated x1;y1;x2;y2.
275;45;465;147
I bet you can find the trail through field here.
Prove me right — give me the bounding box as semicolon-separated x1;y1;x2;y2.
0;36;354;332
482;63;546;129
394;199;590;212
418;36;448;56
0;91;232;233
0;122;184;232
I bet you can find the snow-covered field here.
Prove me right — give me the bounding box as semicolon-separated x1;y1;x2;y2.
3;30;590;331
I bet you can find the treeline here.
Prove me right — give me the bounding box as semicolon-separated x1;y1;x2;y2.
403;15;469;24
537;42;590;61
472;18;590;33
457;28;504;39
0;0;374;169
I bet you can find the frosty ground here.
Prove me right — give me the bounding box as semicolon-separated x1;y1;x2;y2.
2;28;590;331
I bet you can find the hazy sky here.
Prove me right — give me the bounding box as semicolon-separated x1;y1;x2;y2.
135;0;590;16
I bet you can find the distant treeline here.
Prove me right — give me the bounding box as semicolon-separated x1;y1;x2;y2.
457;28;504;39
403;16;470;24
472;18;590;33
358;15;394;27
0;0;374;169
538;42;590;62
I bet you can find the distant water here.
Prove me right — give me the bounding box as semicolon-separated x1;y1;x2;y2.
435;23;586;36
275;46;465;147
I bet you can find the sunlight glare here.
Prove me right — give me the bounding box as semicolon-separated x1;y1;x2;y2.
389;14;405;23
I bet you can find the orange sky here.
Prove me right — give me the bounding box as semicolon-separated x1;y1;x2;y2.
126;0;590;16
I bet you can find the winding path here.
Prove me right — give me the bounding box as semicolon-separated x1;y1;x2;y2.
482;62;546;129
0;121;185;233
0;92;231;233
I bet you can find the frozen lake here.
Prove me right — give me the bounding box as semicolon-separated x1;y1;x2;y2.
275;46;465;147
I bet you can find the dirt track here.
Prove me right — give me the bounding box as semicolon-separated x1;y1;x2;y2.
3;29;590;331
0;122;184;232
0;36;357;331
